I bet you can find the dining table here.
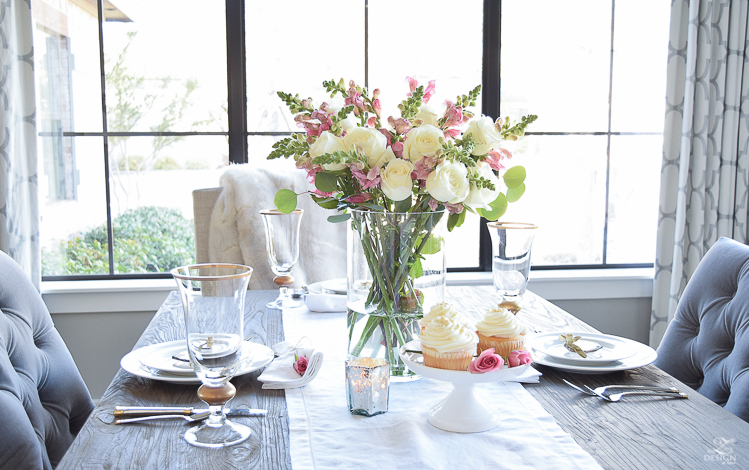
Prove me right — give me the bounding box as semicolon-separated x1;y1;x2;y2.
58;286;749;469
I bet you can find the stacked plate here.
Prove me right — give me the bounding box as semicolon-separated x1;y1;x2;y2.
120;340;274;384
528;332;657;374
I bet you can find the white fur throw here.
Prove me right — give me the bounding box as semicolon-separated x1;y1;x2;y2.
208;161;347;290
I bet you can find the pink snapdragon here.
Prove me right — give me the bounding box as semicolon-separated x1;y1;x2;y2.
442;100;464;128
428;198;440;211
388;116;413;135
345;82;367;116
351;164;381;190
411;155;437;182
295;110;333;142
485;148;512;171
391;141;404;158
423;80;437;104
445;203;464;215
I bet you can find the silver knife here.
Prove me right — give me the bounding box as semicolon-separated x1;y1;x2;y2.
113;406;267;418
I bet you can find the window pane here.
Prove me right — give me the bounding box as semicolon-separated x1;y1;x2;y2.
368;0;483;122
610;0;670;132
103;1;227;133
606;135;662;264
32;0;103;133
502;136;608;265
501;0;612;132
40;137;109;275
108;136;227;273
245;1;365;132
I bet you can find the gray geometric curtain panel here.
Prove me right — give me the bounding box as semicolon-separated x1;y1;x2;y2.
651;0;749;347
0;0;41;288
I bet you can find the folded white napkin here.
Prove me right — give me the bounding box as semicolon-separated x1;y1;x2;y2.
305;292;347;312
258;340;323;389
505;366;542;383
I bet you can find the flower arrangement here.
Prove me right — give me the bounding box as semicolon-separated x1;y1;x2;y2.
268;77;536;228
268;77;536;376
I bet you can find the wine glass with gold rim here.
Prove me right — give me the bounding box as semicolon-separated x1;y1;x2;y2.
260;209;304;309
171;263;253;448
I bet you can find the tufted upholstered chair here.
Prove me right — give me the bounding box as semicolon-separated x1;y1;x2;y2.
0;251;94;469
655;237;749;422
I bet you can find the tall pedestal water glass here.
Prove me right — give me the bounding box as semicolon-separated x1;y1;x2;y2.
260;209;303;309
172;263;253;448
487;222;537;308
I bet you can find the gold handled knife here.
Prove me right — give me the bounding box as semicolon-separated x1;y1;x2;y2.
114;406;267;417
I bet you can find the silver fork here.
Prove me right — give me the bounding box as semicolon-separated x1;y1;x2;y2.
114;411;211;425
563;379;678;396
583;385;688;402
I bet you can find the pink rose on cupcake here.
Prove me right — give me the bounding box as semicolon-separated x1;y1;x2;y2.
468;348;504;374
294;354;308;376
507;350;533;367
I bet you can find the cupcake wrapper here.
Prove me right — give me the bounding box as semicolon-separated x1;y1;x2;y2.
422;345;475;371
477;333;525;358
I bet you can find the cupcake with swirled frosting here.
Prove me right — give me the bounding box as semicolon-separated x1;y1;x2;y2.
475;307;528;357
419;315;479;370
420;301;475;331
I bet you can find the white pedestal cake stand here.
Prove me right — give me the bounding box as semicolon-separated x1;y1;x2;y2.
399;340;530;433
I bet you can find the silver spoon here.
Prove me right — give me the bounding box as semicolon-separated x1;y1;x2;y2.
114;411;211;425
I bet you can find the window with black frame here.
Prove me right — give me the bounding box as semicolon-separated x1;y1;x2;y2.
33;0;669;280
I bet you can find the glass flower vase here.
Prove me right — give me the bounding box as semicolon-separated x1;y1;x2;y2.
347;209;446;380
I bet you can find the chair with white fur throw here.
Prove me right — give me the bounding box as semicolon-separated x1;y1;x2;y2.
193;162;347;290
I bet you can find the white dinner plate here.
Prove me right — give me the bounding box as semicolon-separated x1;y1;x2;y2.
529;332;639;365
121;340;274;384
531;336;657;374
308;278;347;295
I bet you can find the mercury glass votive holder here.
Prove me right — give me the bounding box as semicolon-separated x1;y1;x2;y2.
345;357;390;417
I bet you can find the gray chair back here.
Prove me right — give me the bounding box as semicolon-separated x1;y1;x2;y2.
655;237;749;421
0;251;94;469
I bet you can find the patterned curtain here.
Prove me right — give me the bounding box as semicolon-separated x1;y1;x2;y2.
0;0;40;288
651;0;749;347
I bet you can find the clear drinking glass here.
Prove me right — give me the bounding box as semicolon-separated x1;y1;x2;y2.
487;222;537;306
260;209;303;309
171;263;253;448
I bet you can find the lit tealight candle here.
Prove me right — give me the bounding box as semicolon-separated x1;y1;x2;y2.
345;357;389;417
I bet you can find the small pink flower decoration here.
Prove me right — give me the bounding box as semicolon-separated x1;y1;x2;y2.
468;348;504;374
293;354;308;376
507;350;533;367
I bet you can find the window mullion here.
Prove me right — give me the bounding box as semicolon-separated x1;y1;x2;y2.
480;0;502;272
226;0;248;164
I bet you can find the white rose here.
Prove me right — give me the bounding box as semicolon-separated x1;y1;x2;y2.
426;161;470;204
309;131;348;170
464;115;503;155
343;127;388;168
380;159;415;201
413;105;440;127
463;162;501;210
402;124;443;163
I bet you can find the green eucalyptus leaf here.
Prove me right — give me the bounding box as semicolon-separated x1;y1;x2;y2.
506;183;526;203
310;195;339;210
421;235;443;255
447;210;467;232
503;166;526;189
327;213;351;224
409;257;423;279
315;172;338;193
274;189;298;213
477;193;508;221
395;197;412;213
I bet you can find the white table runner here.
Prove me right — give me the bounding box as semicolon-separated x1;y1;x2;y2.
281;307;603;470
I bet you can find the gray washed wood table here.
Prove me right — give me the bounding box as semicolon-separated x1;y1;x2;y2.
58;287;749;469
